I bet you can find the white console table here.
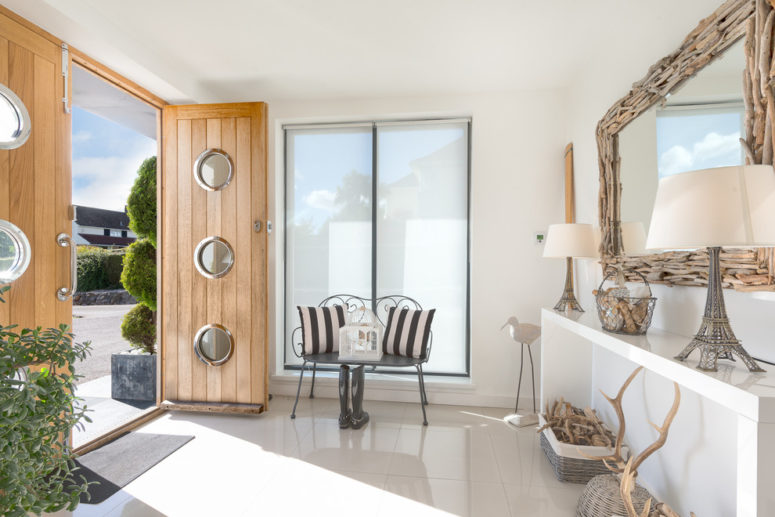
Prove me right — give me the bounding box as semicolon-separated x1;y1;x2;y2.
541;308;775;517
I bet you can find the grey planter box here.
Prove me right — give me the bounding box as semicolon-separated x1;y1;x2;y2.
111;353;156;401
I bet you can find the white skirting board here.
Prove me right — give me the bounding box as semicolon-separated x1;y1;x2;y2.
269;372;533;409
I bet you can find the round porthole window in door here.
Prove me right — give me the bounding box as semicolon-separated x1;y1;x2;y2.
0;83;31;150
0;219;31;284
194;324;234;366
194;148;233;191
194;236;234;279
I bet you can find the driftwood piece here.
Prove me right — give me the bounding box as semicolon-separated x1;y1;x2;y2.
537;398;616;447
597;0;775;291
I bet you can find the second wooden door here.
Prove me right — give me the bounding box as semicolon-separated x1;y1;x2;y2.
161;103;267;412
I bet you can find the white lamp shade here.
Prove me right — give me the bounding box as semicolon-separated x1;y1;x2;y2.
621;221;647;255
543;223;599;258
646;165;775;250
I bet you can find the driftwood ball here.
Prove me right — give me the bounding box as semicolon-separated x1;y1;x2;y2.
576;473;654;517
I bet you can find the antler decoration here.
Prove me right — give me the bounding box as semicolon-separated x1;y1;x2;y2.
578;366;643;472
577;366;685;517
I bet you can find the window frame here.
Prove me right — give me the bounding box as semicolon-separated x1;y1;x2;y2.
282;117;472;377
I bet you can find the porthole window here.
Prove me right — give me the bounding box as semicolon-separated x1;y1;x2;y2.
0;83;31;150
194;324;234;366
0;219;31;284
194;148;233;191
194;236;234;279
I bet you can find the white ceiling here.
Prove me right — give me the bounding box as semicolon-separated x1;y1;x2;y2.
72;64;157;138
4;0;724;104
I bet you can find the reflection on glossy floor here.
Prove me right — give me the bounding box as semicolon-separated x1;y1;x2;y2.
46;396;584;516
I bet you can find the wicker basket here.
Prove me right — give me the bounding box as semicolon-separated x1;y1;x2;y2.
576;473;656;517
538;415;627;484
595;268;657;335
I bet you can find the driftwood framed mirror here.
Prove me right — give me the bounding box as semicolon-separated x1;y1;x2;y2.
598;0;775;291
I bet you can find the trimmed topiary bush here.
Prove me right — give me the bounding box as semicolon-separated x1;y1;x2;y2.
120;303;156;354
120;239;156;311
122;156;157;353
77;247;125;292
127;156;157;247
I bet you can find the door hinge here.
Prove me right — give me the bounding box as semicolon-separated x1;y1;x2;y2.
61;43;71;114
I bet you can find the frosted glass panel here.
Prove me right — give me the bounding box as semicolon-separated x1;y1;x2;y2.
377;122;469;374
285;127;373;365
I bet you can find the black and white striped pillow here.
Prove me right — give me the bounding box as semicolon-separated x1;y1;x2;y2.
382;307;435;359
297;305;347;355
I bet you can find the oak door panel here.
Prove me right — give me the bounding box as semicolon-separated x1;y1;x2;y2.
162;103;267;410
0;12;70;332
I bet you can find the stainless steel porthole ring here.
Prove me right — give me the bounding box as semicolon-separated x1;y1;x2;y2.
193;323;235;367
194;236;235;279
0;219;31;283
0;83;31;150
193;148;234;191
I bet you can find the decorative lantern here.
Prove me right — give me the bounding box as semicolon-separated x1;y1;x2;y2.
338;307;383;361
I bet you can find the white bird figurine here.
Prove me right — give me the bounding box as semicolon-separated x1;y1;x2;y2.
500;316;541;346
501;316;541;427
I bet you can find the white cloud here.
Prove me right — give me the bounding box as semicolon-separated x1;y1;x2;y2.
304;189;338;212
72;140;156;211
659;146;693;177
72;130;92;144
659;131;741;177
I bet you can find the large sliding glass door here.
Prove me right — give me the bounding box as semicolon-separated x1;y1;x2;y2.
285;119;470;375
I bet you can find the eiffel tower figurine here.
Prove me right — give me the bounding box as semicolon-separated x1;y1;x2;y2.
554;257;584;312
674;247;764;372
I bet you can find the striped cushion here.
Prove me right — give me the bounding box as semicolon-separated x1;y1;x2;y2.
297;305;347;355
382;307;435;359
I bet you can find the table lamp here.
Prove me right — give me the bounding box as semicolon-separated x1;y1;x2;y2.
543;223;599;312
646;164;775;372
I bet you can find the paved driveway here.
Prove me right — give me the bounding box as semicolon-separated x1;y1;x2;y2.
72;304;135;383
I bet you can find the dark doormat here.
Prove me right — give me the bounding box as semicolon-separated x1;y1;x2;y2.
69;432;194;504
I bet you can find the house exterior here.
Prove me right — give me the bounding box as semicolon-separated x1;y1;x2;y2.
72;205;136;249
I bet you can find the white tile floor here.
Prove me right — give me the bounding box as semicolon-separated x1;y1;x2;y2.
47;396;584;517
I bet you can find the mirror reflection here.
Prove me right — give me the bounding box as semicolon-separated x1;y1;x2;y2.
0;219;31;283
194;149;233;191
618;39;744;240
0;83;30;150
194;236;234;279
194;324;234;366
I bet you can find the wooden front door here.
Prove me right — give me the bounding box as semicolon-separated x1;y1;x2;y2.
0;10;71;330
161;103;268;412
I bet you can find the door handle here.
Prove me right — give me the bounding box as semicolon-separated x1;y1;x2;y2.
56;233;77;301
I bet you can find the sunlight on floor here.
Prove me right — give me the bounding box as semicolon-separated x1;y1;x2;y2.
46;396;584;517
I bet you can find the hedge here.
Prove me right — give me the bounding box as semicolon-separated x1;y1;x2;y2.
76;247;124;292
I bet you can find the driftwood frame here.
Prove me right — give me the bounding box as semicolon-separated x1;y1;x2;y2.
598;0;775;291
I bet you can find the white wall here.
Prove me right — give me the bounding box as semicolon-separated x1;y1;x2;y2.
267;90;569;407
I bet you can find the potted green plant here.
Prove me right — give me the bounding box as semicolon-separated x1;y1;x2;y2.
112;156;158;401
0;285;92;515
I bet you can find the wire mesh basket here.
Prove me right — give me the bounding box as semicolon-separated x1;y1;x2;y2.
595;268;656;335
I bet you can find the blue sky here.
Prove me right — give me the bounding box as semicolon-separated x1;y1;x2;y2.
656;109;743;178
290;125;464;229
72;106;157;212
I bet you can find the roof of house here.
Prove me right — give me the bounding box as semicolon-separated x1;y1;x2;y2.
78;233;135;247
74;205;131;230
